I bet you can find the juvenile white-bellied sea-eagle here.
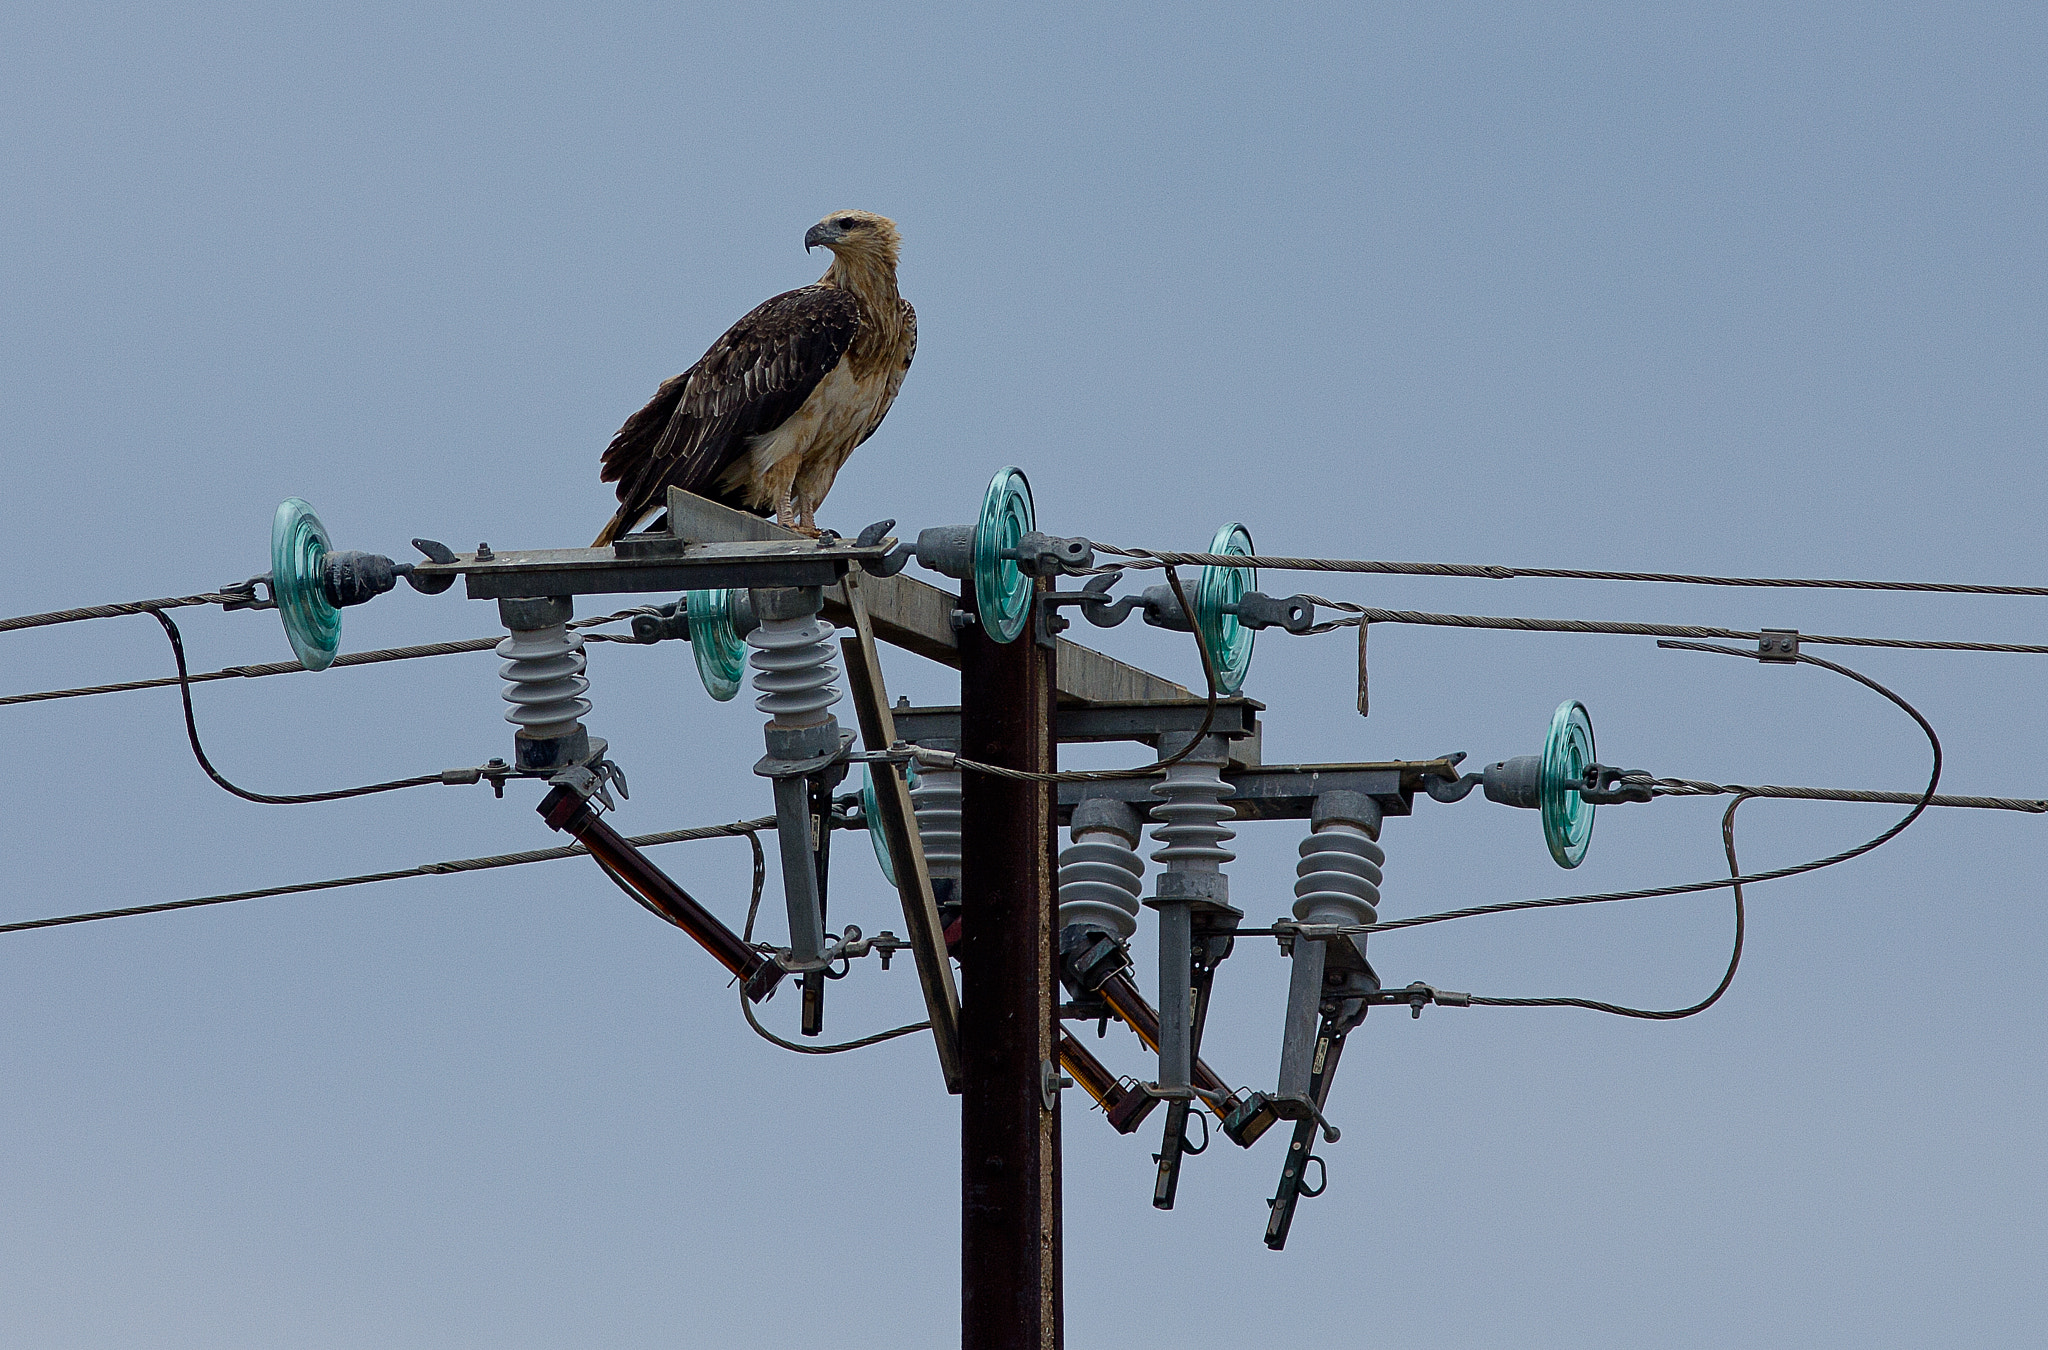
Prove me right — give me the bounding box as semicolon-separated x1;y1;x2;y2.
593;210;915;544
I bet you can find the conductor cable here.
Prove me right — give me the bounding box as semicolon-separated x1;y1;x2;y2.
1299;599;2048;655
1461;793;1756;1019
1090;543;2048;598
0;815;778;935
1;591;240;633
152;611;463;804
734;828;932;1055
3;610;652;709
1241;643;1942;941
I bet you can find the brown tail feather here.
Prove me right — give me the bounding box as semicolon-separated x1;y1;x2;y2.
592;502;647;548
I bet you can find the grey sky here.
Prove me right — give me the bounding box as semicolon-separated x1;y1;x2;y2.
3;4;2044;1346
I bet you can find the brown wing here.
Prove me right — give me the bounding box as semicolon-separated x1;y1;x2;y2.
595;285;862;543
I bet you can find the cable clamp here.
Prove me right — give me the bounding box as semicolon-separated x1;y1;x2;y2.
1758;628;1800;663
438;758;514;798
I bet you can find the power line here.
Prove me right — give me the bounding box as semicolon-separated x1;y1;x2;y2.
733;828;933;1054
1304;600;2048;654
152;611;473;805
2;611;649;709
0;591;238;633
0;815;777;935
1093;543;2048;598
1465;793;1756;1019
1647;778;2046;812
1242;642;1943;942
0;636;505;707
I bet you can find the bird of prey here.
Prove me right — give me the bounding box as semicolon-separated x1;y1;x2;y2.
593;210;916;544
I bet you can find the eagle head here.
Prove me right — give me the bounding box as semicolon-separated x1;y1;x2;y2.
804;210;901;265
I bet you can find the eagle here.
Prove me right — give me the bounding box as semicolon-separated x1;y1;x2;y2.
593;210;916;544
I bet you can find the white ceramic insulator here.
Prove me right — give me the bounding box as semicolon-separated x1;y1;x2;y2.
1149;758;1236;872
1058;828;1143;939
497;625;590;739
746;613;841;727
1292;822;1384;927
910;767;962;880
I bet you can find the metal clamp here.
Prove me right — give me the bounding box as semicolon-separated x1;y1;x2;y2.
1758;628;1800;663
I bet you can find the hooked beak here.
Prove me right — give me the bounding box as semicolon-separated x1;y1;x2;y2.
804;220;842;252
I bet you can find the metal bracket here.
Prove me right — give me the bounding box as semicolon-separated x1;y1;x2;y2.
1578;764;1655;805
751;728;857;780
217;575;277;612
547;754;630;813
1759;628;1800;663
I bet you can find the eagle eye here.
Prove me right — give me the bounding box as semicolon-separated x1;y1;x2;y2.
837;216;859;229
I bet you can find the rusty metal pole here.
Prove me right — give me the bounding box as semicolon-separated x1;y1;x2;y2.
959;577;1061;1350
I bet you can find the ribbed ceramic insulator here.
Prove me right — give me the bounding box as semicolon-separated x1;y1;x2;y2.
745;613;841;727
1292;822;1384;927
497;624;590;740
1149;758;1236;872
1058;827;1143;939
910;767;962;880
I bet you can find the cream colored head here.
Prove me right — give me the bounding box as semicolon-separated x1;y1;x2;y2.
803;210;902;268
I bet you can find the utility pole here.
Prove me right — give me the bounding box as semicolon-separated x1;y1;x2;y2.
959;577;1061;1350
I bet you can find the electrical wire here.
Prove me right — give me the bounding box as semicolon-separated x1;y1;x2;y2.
2;636;507;707
0;815;778;935
152;611;460;804
1090;542;2048;597
2;610;650;709
0;591;239;633
18;606;651;804
1241;642;1942;941
1463;794;1755;1019
1646;778;2046;812
1300;599;2048;654
734;827;932;1054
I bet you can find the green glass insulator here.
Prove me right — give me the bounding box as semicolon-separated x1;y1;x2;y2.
863;761;918;885
686;588;746;701
1540;699;1596;868
972;466;1035;644
1193;521;1256;695
271;498;340;671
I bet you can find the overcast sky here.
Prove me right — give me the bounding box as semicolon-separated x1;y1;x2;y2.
3;4;2044;1346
